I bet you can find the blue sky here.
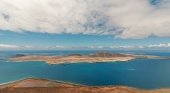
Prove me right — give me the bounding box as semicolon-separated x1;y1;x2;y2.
1;30;170;50
0;0;170;50
0;30;170;47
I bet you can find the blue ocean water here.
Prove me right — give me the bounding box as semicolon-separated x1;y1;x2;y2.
0;50;170;89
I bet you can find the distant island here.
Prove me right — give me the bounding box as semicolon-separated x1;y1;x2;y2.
4;52;170;93
9;52;164;64
1;77;170;93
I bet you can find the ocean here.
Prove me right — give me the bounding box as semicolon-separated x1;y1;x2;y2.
0;50;170;89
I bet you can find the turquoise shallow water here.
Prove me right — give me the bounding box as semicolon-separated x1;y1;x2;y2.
0;50;170;89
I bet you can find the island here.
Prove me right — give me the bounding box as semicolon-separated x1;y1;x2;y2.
9;52;165;64
9;52;164;64
1;78;170;93
9;52;135;64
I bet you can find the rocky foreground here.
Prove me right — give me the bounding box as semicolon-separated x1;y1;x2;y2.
0;78;170;93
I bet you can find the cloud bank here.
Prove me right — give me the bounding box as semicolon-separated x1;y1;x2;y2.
1;43;170;50
1;0;170;39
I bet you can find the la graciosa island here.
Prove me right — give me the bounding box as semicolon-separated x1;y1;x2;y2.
9;52;164;64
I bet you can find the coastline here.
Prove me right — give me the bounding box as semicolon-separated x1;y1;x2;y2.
1;77;170;93
0;77;142;89
0;77;85;88
5;52;170;93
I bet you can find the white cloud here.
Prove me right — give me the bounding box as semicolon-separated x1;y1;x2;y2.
117;46;135;49
110;45;145;49
110;43;170;49
0;0;170;39
54;45;67;49
1;43;170;50
0;44;70;50
23;45;33;48
147;43;170;48
88;46;104;49
0;44;19;48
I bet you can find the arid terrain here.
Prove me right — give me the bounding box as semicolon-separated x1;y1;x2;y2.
10;52;135;64
1;78;170;93
10;52;163;64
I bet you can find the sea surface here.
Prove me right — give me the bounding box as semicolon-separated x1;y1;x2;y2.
0;50;170;89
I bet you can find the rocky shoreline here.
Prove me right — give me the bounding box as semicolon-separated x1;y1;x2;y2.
1;78;170;93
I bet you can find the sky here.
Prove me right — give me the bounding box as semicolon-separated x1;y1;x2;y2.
0;0;170;50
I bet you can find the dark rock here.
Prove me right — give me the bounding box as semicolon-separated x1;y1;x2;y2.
13;54;27;57
68;54;82;56
89;52;127;57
